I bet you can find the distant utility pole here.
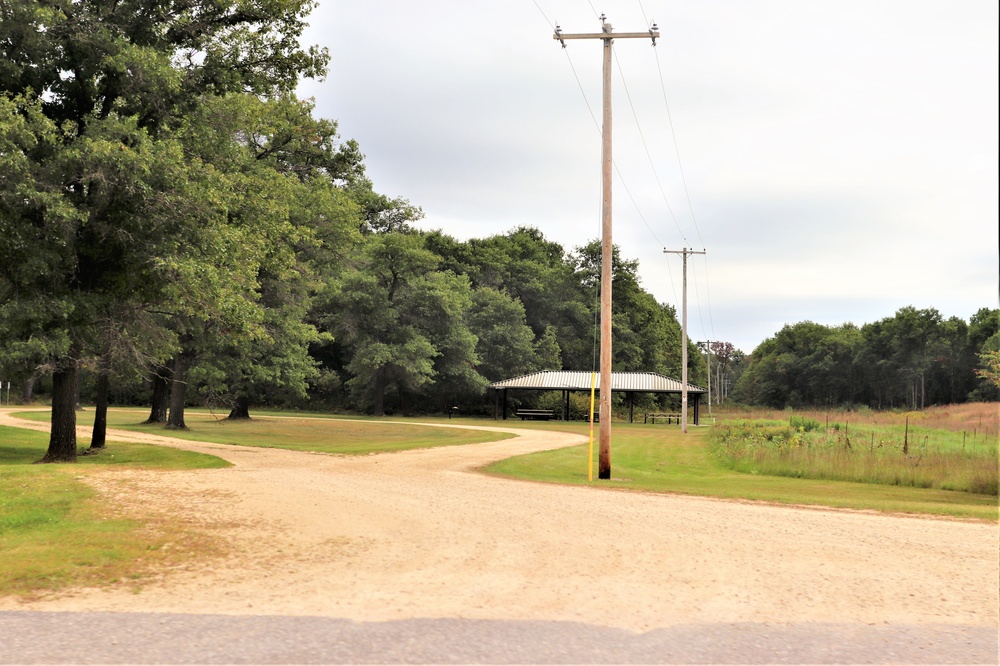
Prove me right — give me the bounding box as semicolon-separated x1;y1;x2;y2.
664;247;705;433
554;15;659;480
698;340;712;415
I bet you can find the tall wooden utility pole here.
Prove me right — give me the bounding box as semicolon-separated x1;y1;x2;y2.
555;15;658;480
663;247;705;433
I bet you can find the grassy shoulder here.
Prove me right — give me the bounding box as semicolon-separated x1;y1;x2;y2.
1;408;511;598
14;408;515;454
483;422;999;521
0;425;229;597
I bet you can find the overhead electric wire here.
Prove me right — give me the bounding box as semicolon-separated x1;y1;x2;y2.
651;49;705;251
614;49;687;243
555;6;681;306
636;0;651;25
535;0;720;352
531;0;683;316
690;261;708;340
636;0;718;342
529;0;554;27
561;45;678;309
701;257;716;340
653;46;717;338
559;45;667;250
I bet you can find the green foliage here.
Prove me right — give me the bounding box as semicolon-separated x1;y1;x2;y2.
0;0;342;453
468;288;547;381
317;233;484;414
789;415;820;432
736;307;999;410
312;228;701;414
710;418;998;496
172;94;362;414
976;350;1000;388
426;227;595;370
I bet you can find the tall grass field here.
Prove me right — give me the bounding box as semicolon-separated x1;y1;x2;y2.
711;404;998;496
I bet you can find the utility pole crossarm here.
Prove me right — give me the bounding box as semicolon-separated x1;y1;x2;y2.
554;18;659;48
553;31;659;41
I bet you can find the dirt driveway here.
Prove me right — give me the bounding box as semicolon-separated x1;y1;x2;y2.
1;409;997;635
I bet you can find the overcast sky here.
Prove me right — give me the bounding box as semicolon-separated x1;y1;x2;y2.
297;1;999;354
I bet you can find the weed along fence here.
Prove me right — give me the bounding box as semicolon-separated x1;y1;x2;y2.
710;410;999;496
489;370;707;423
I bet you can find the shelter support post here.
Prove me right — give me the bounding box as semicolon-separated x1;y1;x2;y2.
502;389;508;420
628;393;634;423
693;394;701;426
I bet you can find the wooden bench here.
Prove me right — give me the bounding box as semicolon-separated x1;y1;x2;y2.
644;412;682;424
516;409;555;421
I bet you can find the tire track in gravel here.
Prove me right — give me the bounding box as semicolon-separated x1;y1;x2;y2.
0;407;996;662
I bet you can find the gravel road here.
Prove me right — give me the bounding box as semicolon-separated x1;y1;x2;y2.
1;409;997;664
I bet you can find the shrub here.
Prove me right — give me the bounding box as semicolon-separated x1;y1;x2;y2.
789;415;820;432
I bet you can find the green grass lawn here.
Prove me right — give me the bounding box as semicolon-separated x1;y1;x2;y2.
483;422;999;521
13;407;515;454
0;424;229;597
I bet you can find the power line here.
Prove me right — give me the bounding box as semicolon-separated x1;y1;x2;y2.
613;49;687;243
650;40;705;250
701;255;716;340
529;0;554;28
560;43;666;250
640;13;717;342
535;2;690;335
690;259;708;340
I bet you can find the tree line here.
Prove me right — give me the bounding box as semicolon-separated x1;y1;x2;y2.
0;0;704;462
733;307;999;409
4;0;993;465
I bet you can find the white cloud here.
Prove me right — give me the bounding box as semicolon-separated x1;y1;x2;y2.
299;0;999;354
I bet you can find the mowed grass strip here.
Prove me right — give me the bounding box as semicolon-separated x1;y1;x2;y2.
483;423;999;521
14;408;515;454
0;425;229;597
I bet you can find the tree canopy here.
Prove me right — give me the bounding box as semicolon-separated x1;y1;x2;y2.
0;0;337;458
2;0;993;443
735;307;999;409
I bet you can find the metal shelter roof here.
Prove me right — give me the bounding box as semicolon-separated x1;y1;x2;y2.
489;371;706;393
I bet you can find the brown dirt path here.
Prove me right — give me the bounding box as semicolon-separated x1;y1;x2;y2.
0;407;997;634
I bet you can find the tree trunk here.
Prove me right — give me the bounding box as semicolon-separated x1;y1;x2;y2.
143;365;171;424
373;371;385;417
39;365;77;463
21;374;36;403
227;396;251;420
88;371;109;451
75;367;83;410
165;353;189;430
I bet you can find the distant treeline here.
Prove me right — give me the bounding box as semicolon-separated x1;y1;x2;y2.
4;223;706;419
310;228;705;416
733;307;999;409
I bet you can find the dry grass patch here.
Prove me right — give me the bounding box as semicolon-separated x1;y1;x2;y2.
0;425;229;598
